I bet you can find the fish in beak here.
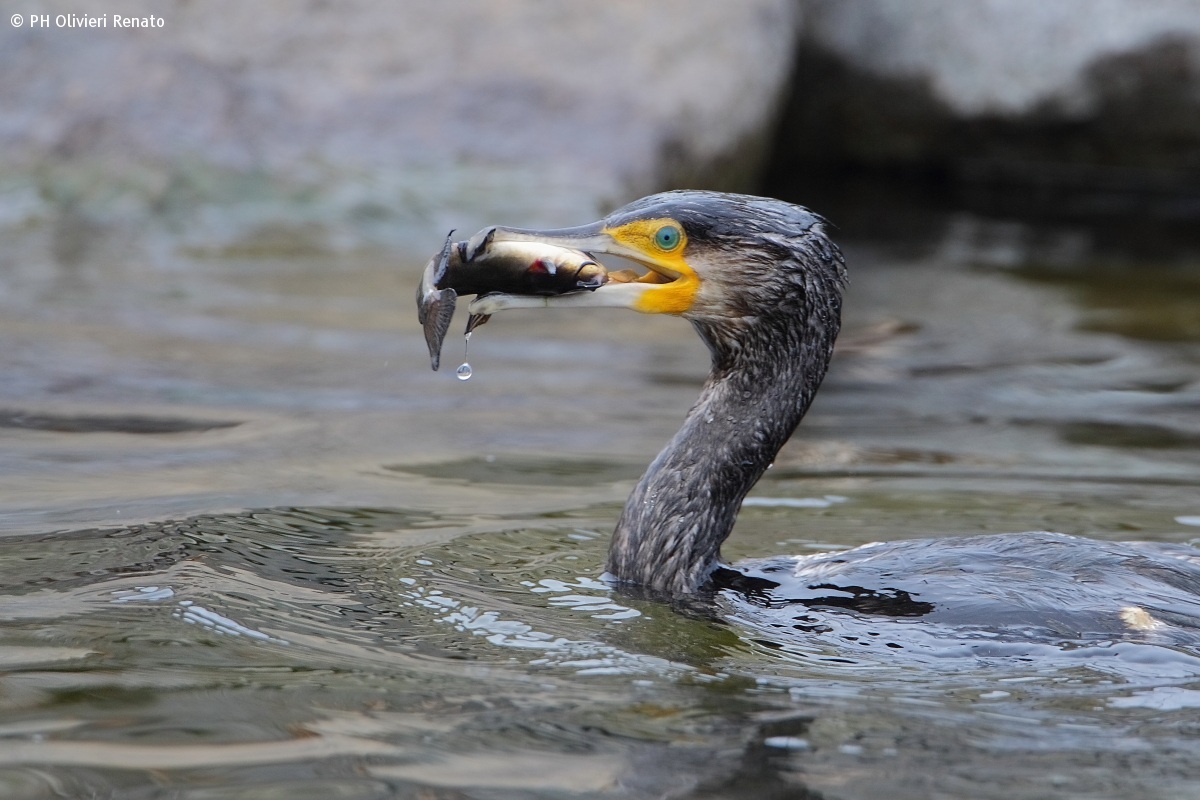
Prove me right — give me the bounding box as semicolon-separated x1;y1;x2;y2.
418;201;708;369
466;220;699;318
416;229;608;370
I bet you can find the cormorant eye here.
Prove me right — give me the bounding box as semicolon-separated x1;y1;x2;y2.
654;224;682;251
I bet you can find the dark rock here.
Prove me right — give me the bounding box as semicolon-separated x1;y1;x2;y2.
770;0;1200;217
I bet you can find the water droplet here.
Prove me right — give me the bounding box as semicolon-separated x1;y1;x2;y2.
457;332;473;381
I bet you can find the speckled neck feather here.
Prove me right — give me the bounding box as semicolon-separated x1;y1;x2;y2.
606;224;846;595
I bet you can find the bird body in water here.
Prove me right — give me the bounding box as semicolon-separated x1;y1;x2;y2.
455;190;1200;643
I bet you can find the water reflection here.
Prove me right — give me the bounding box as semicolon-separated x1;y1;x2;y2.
1;198;1199;796
2;501;1200;797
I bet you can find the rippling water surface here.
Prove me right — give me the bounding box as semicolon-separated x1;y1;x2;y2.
2;200;1199;798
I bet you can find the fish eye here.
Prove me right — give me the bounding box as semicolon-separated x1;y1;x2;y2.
654;224;682;251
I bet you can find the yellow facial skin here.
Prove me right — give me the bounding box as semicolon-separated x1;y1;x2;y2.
602;218;700;315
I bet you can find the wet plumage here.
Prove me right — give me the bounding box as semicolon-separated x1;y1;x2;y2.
426;190;1200;642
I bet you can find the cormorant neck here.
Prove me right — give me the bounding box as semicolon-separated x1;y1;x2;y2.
606;296;842;595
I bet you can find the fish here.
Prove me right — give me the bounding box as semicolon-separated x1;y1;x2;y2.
416;227;607;370
416;235;459;371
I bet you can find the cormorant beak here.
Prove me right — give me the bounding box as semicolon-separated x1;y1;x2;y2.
468;222;698;317
489;222;675;271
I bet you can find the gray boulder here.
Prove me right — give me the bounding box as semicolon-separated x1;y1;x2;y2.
778;0;1200;188
1;1;799;250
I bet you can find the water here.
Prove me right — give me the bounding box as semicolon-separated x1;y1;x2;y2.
2;200;1200;798
457;331;475;380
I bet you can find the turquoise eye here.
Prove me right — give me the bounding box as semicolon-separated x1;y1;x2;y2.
655;225;682;251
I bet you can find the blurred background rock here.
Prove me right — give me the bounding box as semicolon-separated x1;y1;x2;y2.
0;0;798;253
778;0;1200;234
3;0;1197;254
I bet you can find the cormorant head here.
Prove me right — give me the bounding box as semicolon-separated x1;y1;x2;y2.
477;190;844;319
471;190;847;360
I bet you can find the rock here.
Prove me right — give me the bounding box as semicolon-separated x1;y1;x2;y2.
803;0;1200;116
0;1;799;250
775;0;1200;200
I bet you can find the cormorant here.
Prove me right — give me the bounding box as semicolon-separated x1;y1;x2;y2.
456;191;1200;638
